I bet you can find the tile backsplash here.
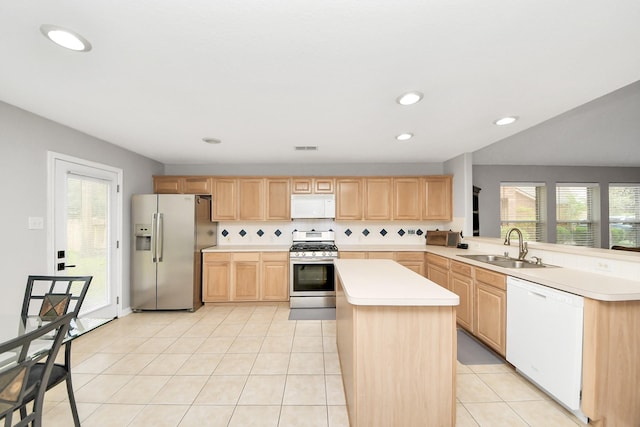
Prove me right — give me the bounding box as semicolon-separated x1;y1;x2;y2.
216;218;463;246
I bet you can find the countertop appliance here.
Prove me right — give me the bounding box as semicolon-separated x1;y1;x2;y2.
290;230;338;308
506;276;586;422
426;230;461;247
290;194;336;219
131;194;216;311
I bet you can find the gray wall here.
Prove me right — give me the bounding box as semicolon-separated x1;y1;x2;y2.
473;165;640;247
444;153;473;236
164;163;444;176
0;101;162;316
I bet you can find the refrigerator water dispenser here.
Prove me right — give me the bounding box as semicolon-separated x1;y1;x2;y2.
135;224;152;251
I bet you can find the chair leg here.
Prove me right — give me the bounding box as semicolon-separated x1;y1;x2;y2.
66;376;81;427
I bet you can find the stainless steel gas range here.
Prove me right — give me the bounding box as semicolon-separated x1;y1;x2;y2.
289;230;338;308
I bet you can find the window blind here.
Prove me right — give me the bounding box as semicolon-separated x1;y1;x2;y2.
499;184;546;242
556;184;599;247
609;184;640;248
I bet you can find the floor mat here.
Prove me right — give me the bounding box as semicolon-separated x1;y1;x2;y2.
457;328;504;365
288;308;336;321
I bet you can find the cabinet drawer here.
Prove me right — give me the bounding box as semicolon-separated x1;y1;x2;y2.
204;252;231;262
450;260;472;277
233;252;261;262
261;252;288;261
368;252;394;259
339;252;366;259
426;253;450;269
396;251;424;261
475;268;506;290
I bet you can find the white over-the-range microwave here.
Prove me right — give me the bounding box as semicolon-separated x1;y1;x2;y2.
290;194;336;219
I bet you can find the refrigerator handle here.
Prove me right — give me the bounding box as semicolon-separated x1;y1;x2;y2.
151;213;158;263
157;213;164;262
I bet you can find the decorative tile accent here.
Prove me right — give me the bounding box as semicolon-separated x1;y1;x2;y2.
344;229;352;236
416;229;424;236
221;229;229;237
257;229;264;237
380;229;387;236
239;229;247;237
397;229;405;237
362;229;369;236
274;229;282;237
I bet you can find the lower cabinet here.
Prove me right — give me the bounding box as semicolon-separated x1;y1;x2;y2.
426;253;450;290
450;261;474;331
474;268;506;356
203;252;289;302
341;251;425;276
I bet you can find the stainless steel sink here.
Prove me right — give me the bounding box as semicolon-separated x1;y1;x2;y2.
458;254;550;269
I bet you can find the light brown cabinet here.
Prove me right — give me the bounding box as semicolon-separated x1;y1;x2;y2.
341;251;425;276
423;176;453;221
364;178;393;220
238;179;264;220
426;253;450;290
291;177;334;194
473;268;506;356
450;260;474;331
261;252;289;301
203;252;289;302
266;178;290;220
336;178;363;220
153;176;183;194
212;178;238;220
394;177;422;220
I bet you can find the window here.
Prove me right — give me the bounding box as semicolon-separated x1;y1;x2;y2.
609;184;640;248
500;184;546;241
556;184;600;247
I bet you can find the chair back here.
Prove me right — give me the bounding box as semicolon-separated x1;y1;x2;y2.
0;312;73;425
21;276;92;320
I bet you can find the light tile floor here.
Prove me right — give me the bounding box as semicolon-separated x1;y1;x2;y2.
40;303;585;426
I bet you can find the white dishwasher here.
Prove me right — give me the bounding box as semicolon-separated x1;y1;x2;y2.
506;276;585;419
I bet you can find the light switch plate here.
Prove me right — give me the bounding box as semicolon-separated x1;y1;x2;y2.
28;216;44;230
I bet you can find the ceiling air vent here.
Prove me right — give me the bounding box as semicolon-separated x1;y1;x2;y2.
294;146;318;151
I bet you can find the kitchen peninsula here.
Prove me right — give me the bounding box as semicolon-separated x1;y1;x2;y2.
334;259;459;427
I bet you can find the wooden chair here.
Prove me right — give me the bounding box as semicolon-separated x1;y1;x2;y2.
20;276;92;427
0;312;74;427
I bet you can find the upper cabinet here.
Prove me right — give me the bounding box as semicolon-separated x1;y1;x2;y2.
291;177;334;194
336;178;363;220
364;178;393;220
423;176;453;221
154;174;452;222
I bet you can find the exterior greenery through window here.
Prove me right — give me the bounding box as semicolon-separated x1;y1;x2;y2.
500;184;546;242
609;184;640;248
556;184;599;247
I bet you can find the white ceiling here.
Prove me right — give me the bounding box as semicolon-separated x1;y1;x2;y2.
1;1;639;165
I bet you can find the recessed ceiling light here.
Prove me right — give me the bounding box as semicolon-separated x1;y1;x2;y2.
396;91;423;106
494;116;519;126
202;137;222;144
396;133;414;141
40;25;92;52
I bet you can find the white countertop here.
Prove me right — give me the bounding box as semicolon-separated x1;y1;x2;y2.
202;245;290;253
334;259;460;307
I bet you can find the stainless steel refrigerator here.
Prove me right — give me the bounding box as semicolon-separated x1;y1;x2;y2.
131;194;217;311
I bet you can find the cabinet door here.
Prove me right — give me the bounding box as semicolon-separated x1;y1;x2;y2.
314;178;334;194
397;252;425;276
233;260;260;300
262;255;289;301
336;178;363;220
423;176;452;221
450;272;474;331
292;178;313;194
367;252;394;259
266;178;290;220
475;282;506;356
184;177;212;194
202;254;231;302
394;177;421;220
154;176;183;194
427;264;449;290
212;178;237;220
239;178;265;220
364;178;392;220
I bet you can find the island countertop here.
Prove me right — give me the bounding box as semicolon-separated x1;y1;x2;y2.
334;259;459;307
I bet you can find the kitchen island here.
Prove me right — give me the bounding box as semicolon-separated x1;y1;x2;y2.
334;259;459;427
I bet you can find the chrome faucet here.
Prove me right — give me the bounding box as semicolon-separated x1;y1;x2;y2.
504;227;528;260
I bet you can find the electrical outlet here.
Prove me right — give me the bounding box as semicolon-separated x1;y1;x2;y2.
407;229;416;235
595;262;611;272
